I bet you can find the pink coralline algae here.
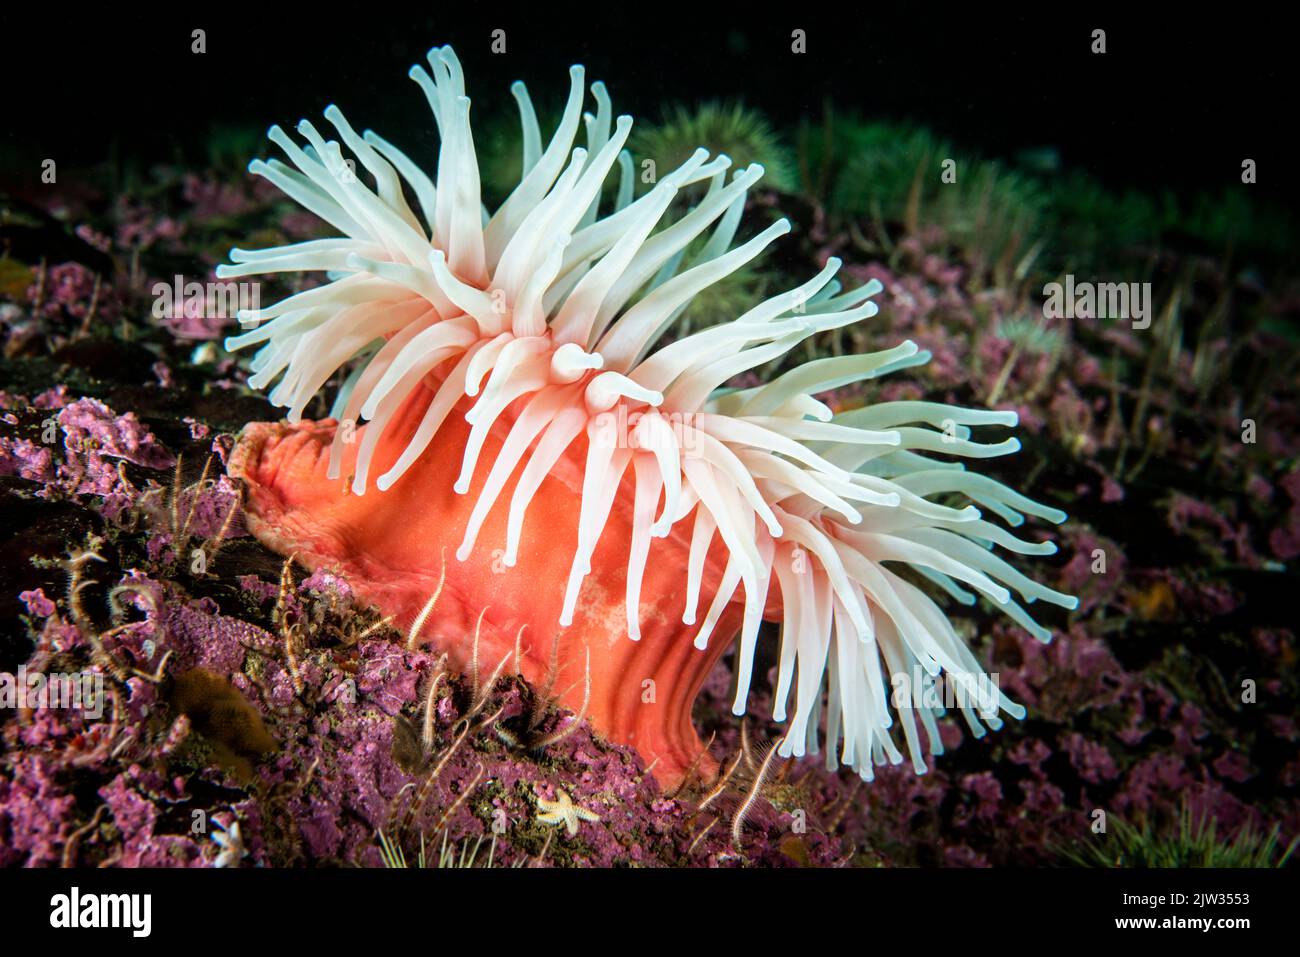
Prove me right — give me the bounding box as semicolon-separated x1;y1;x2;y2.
114;198;184;252
0;438;57;485
181;173;256;222
3;553;852;867
1;397;174;520
28;262;117;326
58;398;174;472
0;570;270;867
0;755;81;867
19;588;57;617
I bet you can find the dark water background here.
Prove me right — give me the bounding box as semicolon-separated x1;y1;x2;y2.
2;8;1294;206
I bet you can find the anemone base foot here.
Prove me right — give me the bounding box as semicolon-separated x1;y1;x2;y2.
228;392;740;787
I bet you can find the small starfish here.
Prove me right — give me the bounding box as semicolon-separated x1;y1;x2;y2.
534;789;600;837
211;819;247;868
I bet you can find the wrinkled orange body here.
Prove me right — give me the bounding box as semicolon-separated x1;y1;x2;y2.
230;386;757;786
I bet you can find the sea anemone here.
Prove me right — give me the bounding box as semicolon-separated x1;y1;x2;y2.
222;45;1076;786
